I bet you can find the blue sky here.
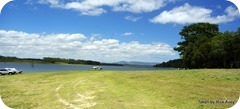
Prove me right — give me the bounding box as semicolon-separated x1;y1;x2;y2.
0;0;239;63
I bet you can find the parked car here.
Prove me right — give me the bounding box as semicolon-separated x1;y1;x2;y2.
0;68;13;75
5;68;23;74
0;68;22;75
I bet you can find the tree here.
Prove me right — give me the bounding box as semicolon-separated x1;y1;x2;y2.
174;23;219;68
210;33;226;68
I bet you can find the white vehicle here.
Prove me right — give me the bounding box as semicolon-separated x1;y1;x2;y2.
0;68;22;75
92;66;102;70
5;68;22;74
0;68;13;75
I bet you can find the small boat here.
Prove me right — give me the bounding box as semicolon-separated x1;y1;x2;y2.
92;66;102;70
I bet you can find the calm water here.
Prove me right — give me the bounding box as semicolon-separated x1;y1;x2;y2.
0;62;176;73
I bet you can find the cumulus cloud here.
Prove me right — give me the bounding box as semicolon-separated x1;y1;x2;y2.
121;32;134;36
34;0;172;16
125;16;142;22
0;30;176;62
150;3;240;24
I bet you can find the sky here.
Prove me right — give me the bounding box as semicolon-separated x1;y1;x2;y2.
0;0;239;63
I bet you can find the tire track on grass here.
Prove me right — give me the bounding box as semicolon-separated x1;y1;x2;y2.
55;84;79;109
55;79;98;109
72;79;97;108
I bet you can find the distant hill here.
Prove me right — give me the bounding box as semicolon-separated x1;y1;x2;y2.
116;61;159;66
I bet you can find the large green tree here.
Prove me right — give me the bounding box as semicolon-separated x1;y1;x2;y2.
174;22;240;68
174;23;219;68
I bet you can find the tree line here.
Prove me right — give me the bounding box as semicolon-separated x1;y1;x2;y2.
0;56;122;66
154;59;184;68
0;56;18;62
42;57;100;65
173;23;240;68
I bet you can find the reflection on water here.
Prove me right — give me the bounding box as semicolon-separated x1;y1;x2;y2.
0;62;176;73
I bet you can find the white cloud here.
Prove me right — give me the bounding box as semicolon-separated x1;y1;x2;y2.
225;6;239;17
0;30;176;62
64;2;107;16
112;0;166;13
121;32;134;36
35;0;172;16
89;34;102;41
38;0;59;5
150;3;240;24
125;16;142;22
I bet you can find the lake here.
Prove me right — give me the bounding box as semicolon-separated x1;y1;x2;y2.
0;62;176;73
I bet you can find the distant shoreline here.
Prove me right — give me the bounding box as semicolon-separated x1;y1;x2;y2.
0;55;123;66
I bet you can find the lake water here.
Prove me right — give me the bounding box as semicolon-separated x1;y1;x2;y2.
0;62;176;73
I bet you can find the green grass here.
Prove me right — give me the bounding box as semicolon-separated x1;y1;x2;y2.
0;69;239;109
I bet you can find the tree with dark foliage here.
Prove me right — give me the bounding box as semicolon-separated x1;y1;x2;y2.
173;23;240;68
154;59;184;68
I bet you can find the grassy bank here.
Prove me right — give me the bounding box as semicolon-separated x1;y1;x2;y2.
0;69;239;109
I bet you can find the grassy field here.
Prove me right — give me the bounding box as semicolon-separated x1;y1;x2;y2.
0;69;239;109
